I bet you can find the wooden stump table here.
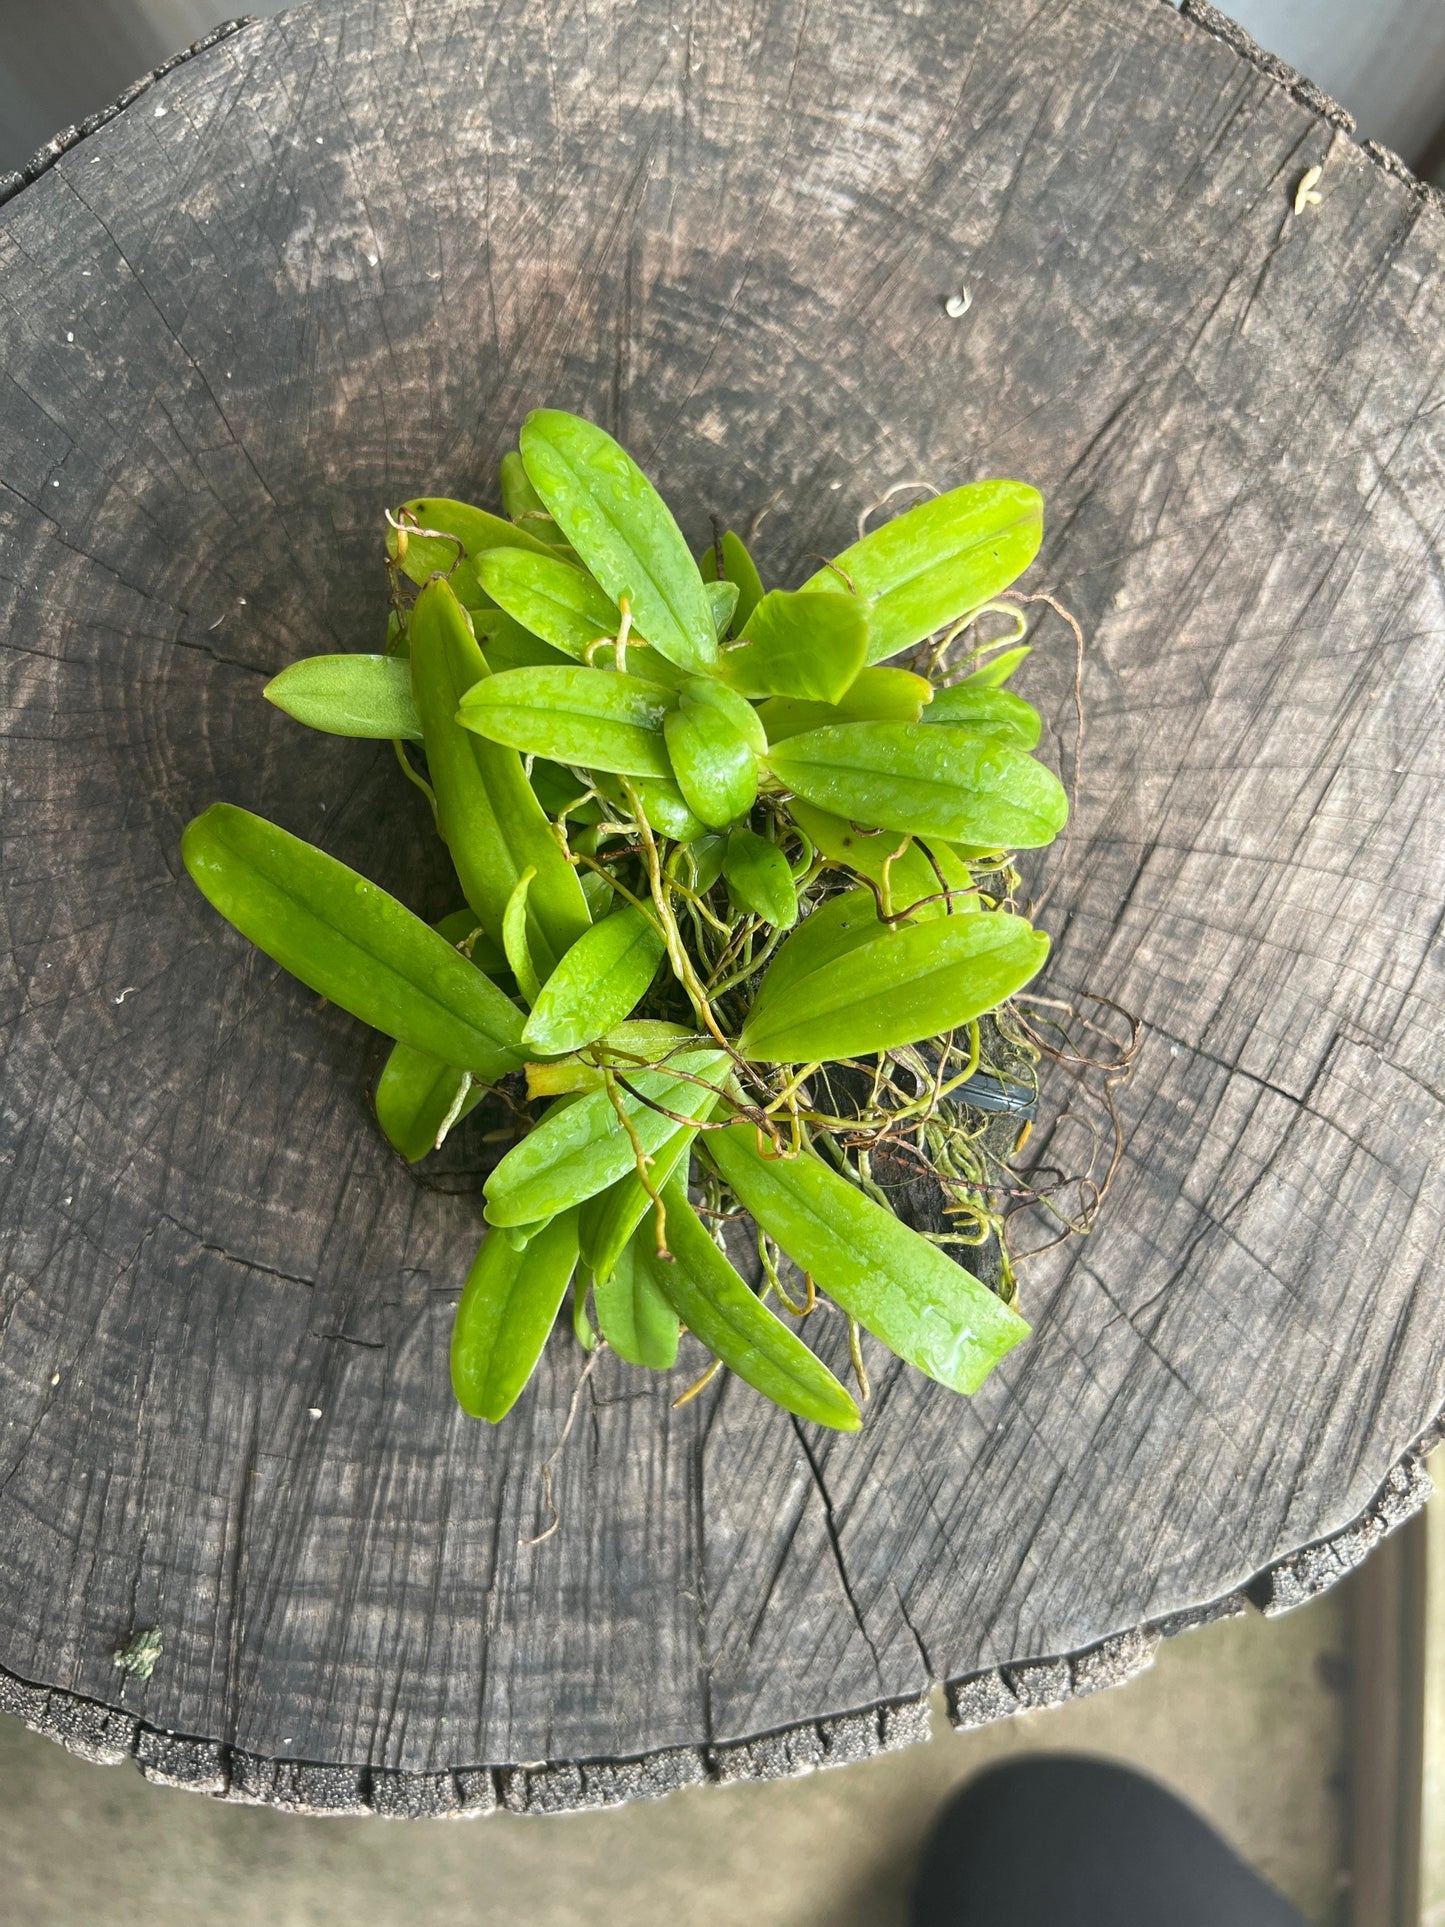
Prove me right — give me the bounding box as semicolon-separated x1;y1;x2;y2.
2;0;1444;1816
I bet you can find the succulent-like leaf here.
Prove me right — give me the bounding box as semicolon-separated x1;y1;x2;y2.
758;665;932;742
265;654;422;741
701;529;765;631
723;826;798;928
924;682;1041;747
642;1180;861;1430
519;410;717;674
720;587;869;704
591;1231;682;1369
768;721;1067;848
451;1211;580;1421
182;804;525;1082
388;495;554;607
410;579;591;976
740;903;1048;1062
484;1049;730;1226
704;1125;1030;1395
664;700;759;828
789;802;976;920
522;905;665;1057
799;482;1042;663
473;547;622;661
459;665;678;777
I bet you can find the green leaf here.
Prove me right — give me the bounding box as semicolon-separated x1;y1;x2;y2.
499;450;568;545
410;579;591;976
591;1230;681;1369
593;770;707;843
459;665;678;777
720;588;869;703
800;482;1043;663
767;722;1067;848
526;1020;698;1098
960;644;1030;688
758;666;932;741
502;867;543;1006
580;1122;697;1286
471;607;574;674
388;496;555;607
264;654;422;741
484;1049;730;1226
685;834;727;895
522;904;666;1057
643;1180;860;1430
374;909;502;1161
740;902;1048;1062
375;1047;485;1162
450;1211;580;1421
924;682;1041;747
704;1124;1029;1395
519;410;717;674
701;529;765;631
473;547;622;661
678;676;767;753
704;578;741;639
663;698;759;829
723;827;798;928
182;804;525;1081
789;802;976;920
740;890;884;1017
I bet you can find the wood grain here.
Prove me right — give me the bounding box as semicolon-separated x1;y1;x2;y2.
2;0;1444;1811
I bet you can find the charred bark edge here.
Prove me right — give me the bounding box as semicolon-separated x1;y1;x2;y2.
0;1422;1435;1816
0;18;258;209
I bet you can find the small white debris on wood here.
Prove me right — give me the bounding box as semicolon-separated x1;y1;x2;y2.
153;106;167;120
65;331;73;343
51;1373;60;1386
114;987;137;1004
943;290;972;318
1294;165;1323;214
308;1407;323;1420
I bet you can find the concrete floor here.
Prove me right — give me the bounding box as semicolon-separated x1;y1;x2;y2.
0;1580;1352;1927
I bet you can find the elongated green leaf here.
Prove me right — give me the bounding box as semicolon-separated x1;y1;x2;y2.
450;1211;580;1421
265;654;422;741
591;1231;681;1369
704;578;740;639
680;677;767;752
389;496;555;607
924;682;1041;747
580;1123;697;1285
740;903;1048;1062
720;588;869;703
375;909;501;1161
768;722;1067;848
519;410;717;673
758;666;932;742
502;867;543;1006
499;450;568;545
473;547;622;661
410;580;591;976
723;827;798;928
376;1048;485;1162
961;644;1030;688
472;607;573;674
704;1124;1029;1395
643;1180;860;1430
701;529;765;631
485;1049;730;1226
522;904;665;1057
742;889;885;1017
663;702;759;828
800;482;1043;663
593;769;707;843
789;802;976;920
459;665;678;777
182;804;525;1081
526;1021;699;1098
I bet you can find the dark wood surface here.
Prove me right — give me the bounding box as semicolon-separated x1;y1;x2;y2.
2;0;1444;1813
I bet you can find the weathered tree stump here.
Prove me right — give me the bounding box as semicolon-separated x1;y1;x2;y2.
2;0;1443;1815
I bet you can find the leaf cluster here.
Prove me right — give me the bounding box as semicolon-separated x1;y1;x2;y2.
184;409;1066;1434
